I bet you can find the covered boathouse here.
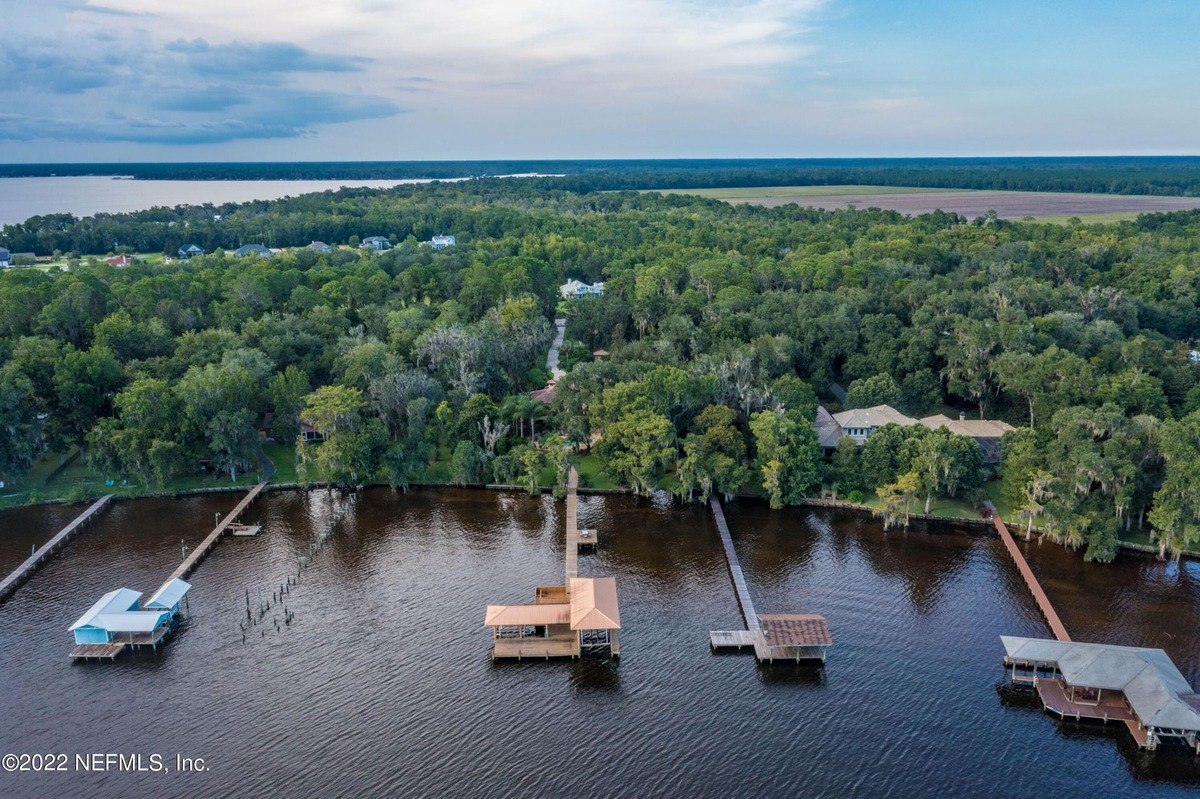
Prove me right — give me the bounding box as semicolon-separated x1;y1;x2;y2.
69;580;191;661
1002;635;1200;753
485;576;620;660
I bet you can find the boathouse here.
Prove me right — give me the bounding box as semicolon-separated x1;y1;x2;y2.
485;576;620;659
1002;636;1200;753
70;588;171;651
756;614;833;662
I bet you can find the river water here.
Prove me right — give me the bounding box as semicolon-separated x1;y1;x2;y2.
0;177;440;227
0;489;1196;798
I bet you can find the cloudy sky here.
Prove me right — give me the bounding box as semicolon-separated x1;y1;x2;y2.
1;0;1197;161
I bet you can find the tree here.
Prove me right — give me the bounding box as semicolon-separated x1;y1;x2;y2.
677;404;750;502
749;408;822;509
0;365;41;486
449;440;486;486
845;373;901;410
1148;411;1200;561
828;437;863;496
269;365;311;444
597;408;676;497
877;471;920;530
297;385;370;486
940;318;999;418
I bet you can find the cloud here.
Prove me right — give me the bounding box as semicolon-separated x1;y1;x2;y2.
164;39;369;77
1;0;831;148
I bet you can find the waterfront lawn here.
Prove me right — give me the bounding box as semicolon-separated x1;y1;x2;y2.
265;443;300;483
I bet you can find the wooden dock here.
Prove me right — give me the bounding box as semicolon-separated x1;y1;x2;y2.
565;467;580;582
69;643;124;661
986;502;1071;642
709;629;755;650
0;495;113;605
155;482;267;596
709;496;757;626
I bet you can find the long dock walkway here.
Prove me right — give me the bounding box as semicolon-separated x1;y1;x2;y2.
709;496;757;626
985;501;1070;642
0;494;113;604
156;482;267;595
565;467;579;582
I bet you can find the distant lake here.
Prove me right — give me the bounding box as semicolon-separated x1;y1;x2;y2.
0;176;450;227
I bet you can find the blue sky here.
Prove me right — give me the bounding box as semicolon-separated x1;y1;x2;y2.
1;0;1197;161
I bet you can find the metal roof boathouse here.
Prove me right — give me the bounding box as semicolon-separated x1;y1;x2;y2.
69;580;191;661
1002;636;1200;753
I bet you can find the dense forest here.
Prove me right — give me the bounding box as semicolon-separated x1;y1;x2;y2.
2;181;1200;563
4;156;1200;195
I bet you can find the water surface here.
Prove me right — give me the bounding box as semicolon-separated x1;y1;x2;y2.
0;490;1196;798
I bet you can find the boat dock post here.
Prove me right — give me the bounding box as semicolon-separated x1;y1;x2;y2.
0;494;114;605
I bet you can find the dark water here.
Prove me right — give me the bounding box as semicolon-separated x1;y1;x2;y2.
0;490;1197;798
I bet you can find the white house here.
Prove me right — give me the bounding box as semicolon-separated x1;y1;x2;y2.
429;235;456;250
560;279;605;298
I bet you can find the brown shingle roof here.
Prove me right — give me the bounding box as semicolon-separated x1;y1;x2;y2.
758;614;832;647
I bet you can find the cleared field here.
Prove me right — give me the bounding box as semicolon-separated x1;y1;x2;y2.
662;185;1200;220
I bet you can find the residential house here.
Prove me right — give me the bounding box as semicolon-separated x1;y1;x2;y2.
819;403;1014;463
233;244;272;258
103;255;134;266
361;236;391;252
919;413;1015;463
177;244;205;259
299;420;325;443
829;405;917;444
560;279;605;298
307;241;333;254
429;234;456;249
0;247;10;268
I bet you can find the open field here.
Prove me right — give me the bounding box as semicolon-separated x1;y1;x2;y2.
661;184;1200;220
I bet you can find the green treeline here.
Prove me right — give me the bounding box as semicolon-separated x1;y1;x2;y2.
2;182;1200;563
4;155;1200;194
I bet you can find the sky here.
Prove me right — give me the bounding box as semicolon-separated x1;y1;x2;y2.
1;0;1198;162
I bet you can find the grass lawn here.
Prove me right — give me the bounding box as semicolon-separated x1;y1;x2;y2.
264;443;300;483
1036;212;1139;225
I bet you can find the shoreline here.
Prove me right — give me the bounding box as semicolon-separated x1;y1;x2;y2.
5;479;1193;563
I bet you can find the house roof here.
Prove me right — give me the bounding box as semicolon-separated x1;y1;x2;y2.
484;603;570;627
69;588;142;631
362;235;389;243
1002;636;1200;731
145;578;191;610
920;415;1015;439
307;241;331;250
815;406;843;448
530;386;555;404
94;611;170;633
758;614;832;647
233;244;272;257
0;247;10;256
569;577;621;630
103;255;133;265
832;404;916;430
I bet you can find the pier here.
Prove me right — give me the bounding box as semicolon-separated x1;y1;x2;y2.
158;481;268;592
985;502;1070;642
0;495;113;605
708;497;831;663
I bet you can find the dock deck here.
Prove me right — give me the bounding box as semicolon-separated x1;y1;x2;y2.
0;495;113;605
70;643;125;661
710;630;755;650
1035;678;1136;723
492;634;581;660
565;468;580;582
708;496;757;626
986;502;1071;642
